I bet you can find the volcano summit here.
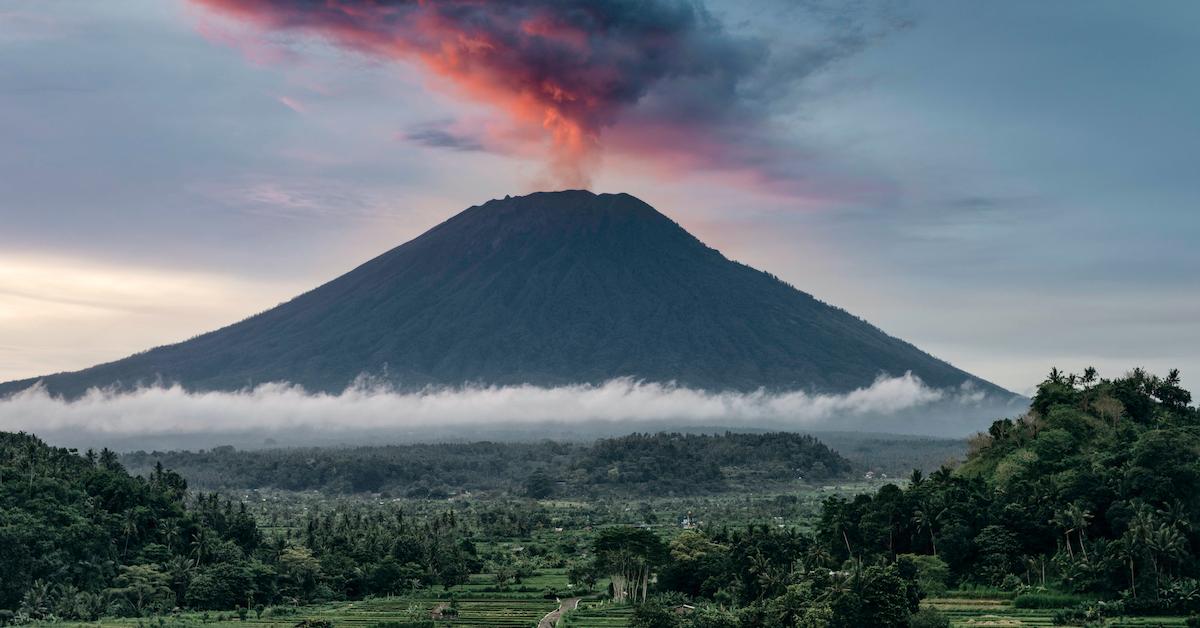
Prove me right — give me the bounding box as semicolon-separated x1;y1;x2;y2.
0;191;1012;401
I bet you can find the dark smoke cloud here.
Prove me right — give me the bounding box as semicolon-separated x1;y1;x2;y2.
191;0;905;194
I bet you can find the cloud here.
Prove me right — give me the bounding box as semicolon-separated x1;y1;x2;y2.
0;373;962;436
403;122;485;152
0;254;303;382
277;95;306;113
188;0;904;194
200;177;413;222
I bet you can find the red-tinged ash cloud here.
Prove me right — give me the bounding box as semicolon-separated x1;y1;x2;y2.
191;0;898;195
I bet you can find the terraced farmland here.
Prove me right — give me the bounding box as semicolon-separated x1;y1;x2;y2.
46;595;559;628
559;599;633;627
926;596;1191;627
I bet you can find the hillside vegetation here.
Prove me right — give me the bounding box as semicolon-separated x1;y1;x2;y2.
816;367;1200;620
122;432;854;497
3;367;1197;627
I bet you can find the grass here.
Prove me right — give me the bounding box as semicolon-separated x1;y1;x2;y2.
936;585;1018;600
38;571;573;628
926;592;1191;627
560;599;633;628
42;596;560;628
1012;591;1099;609
42;590;1196;628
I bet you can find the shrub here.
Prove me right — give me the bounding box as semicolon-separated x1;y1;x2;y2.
266;606;298;618
897;555;950;597
1052;608;1085;625
630;601;680;628
1051;602;1118;626
939;585;1015;599
1014;592;1095;609
908;608;950;628
1000;574;1023;591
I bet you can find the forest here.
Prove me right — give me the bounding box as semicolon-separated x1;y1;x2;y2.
120;432;855;497
1;367;1198;627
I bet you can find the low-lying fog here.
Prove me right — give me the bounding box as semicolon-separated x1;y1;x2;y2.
0;373;1025;451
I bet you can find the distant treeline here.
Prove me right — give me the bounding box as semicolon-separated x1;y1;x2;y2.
121;432;854;497
814;432;967;477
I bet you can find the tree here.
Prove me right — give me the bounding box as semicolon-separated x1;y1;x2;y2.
278;547;323;601
1149;524;1186;580
488;558;517;588
1066;503;1092;561
594;527;667;604
121;510;140;559
897;554;950;597
167;556;195;607
911;501;944;557
909;608;951;628
630;599;680;628
805;544;834;570
107;565;172;616
17;581;50;621
973;526;1021;585
1053;509;1075;561
523;470;555;499
190;528;214;566
187;563;253;610
567;561;600;592
1094;396;1124;428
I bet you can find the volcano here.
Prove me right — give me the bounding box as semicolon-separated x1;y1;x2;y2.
0;191;1012;400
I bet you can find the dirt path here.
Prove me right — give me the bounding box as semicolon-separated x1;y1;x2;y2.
537;597;581;628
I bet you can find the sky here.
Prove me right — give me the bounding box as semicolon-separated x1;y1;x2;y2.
2;0;1198;396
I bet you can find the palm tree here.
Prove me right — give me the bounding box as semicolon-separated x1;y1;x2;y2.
1126;510;1158;594
161;519;181;553
1116;535;1140;597
121;510;138;559
1022;555;1047;587
908;469;924;487
911;502;944;557
1149;525;1186;581
805;544;834;571
23;440;39;497
1161;500;1191;532
1047;367;1066;385
19;580;52;620
268;534;289;563
930;467;954;483
1065;503;1093;561
190;528;213;566
166;556;194;607
748;551;788;600
1052;509;1076;561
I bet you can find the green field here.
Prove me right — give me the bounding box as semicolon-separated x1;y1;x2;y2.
926;596;1191;627
42;593;1197;628
39;597;556;628
559;599;633;627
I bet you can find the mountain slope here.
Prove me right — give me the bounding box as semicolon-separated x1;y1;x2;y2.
0;190;1011;398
